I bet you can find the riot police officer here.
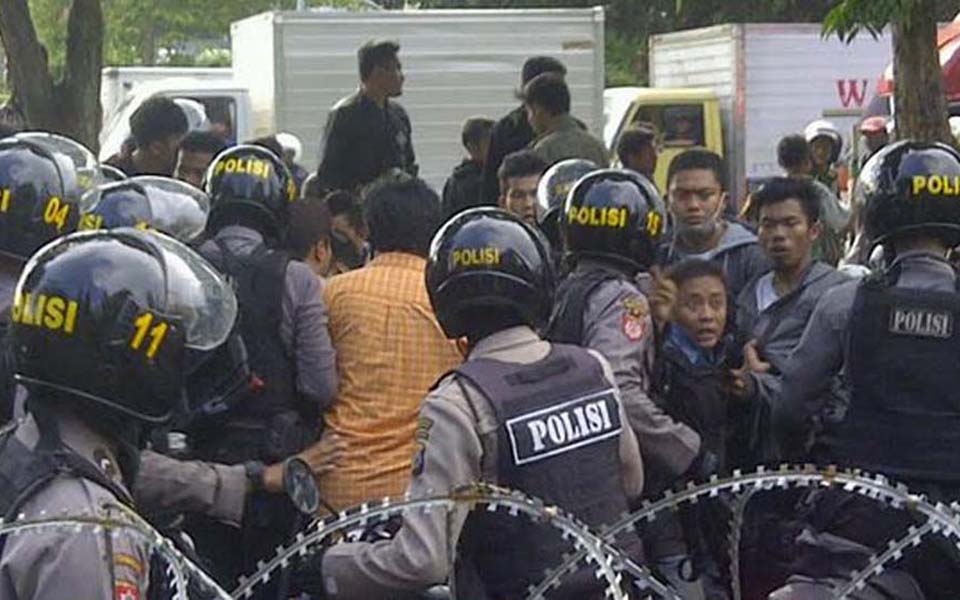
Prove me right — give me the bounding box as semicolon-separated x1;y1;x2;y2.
190;144;337;586
544;169;709;592
78;175;210;243
0;132;100;421
536;158;596;263
0;228;238;600
771;141;960;599
294;207;643;599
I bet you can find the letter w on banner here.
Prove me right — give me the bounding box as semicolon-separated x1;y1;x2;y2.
837;79;869;109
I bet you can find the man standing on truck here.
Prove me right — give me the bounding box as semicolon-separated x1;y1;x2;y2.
482;56;569;205
523;73;609;169
315;40;417;194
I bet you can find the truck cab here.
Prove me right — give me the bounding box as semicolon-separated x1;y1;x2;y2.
605;87;723;192
98;79;252;162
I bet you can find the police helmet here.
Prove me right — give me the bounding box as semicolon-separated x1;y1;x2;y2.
536;159;596;244
100;164;128;182
804;119;843;163
205;144;296;240
0;133;101;260
562;169;667;271
858;140;960;248
12;228;238;424
80;176;210;243
427;207;555;339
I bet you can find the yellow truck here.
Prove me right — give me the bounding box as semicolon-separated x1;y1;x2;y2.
605;86;724;194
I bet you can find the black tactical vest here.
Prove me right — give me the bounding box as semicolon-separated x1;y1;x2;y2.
545;267;623;344
454;343;639;598
832;275;960;483
193;240;304;464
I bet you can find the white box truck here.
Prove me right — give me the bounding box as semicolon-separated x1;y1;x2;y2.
648;23;892;201
231;7;606;189
101;67;233;123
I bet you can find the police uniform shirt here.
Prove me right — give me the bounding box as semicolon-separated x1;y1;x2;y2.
575;260;702;480
773;251;957;447
321;326;644;598
0;413;150;600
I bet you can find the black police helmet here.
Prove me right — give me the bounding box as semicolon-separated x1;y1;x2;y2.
537;158;597;249
80;176;210;243
562;169;667;271
100;164;128;182
204;144;296;241
859;140;960;248
0;134;99;260
12;229;238;424
427;207;555;339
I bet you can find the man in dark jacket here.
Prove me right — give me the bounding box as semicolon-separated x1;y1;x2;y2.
481;56;567;205
316;40;417;193
657;150;770;303
442;116;493;218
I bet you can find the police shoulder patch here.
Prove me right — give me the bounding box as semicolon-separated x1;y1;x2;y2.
115;580;140;600
621;295;649;341
889;306;953;339
505;389;622;466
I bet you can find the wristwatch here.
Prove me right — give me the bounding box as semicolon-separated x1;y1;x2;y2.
244;460;266;493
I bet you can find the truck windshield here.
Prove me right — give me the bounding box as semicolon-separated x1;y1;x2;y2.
632;104;706;148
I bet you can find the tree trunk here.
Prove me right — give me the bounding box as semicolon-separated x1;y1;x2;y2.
0;0;103;151
892;0;952;145
141;24;156;66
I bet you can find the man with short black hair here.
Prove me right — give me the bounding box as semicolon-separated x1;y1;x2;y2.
325;190;370;273
523;73;609;168
482;56;568;204
618;125;659;182
288;198;335;279
776;134;850;266
497;150;547;226
174;130;228;189
657;149;769;302
318;178;462;512
107;96;189;177
316;40;417;193
442;117;494;218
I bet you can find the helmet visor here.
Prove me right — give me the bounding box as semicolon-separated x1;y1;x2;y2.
131;176;210;242
151;232;237;350
15;132;101;208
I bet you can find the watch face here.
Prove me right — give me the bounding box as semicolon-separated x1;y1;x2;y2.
283;457;320;515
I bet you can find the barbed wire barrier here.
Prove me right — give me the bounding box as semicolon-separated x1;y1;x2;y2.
0;466;958;598
0;505;232;600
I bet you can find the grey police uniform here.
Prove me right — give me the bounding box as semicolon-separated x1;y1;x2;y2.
321;326;644;599
771;251;960;599
135;451;247;526
0;413;149;600
550;259;701;480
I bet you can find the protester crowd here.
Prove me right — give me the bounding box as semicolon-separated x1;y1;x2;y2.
0;36;955;600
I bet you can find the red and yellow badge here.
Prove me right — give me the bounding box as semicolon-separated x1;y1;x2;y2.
621;296;649;341
115;580;140;600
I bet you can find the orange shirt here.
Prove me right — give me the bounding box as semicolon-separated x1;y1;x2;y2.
319;252;463;510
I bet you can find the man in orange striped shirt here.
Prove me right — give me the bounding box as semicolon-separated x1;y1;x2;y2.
318;178;463;511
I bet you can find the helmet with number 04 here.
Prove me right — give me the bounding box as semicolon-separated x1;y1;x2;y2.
79;176;210;243
427;207;555;339
205;144;296;241
562;169;667;271
858;140;960;248
0;132;101;260
11;228;238;424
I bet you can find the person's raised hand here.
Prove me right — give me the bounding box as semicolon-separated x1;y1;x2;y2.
648;265;677;330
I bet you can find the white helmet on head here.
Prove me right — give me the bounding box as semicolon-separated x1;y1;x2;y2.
804;119;843;163
276;132;302;163
174;98;210;132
